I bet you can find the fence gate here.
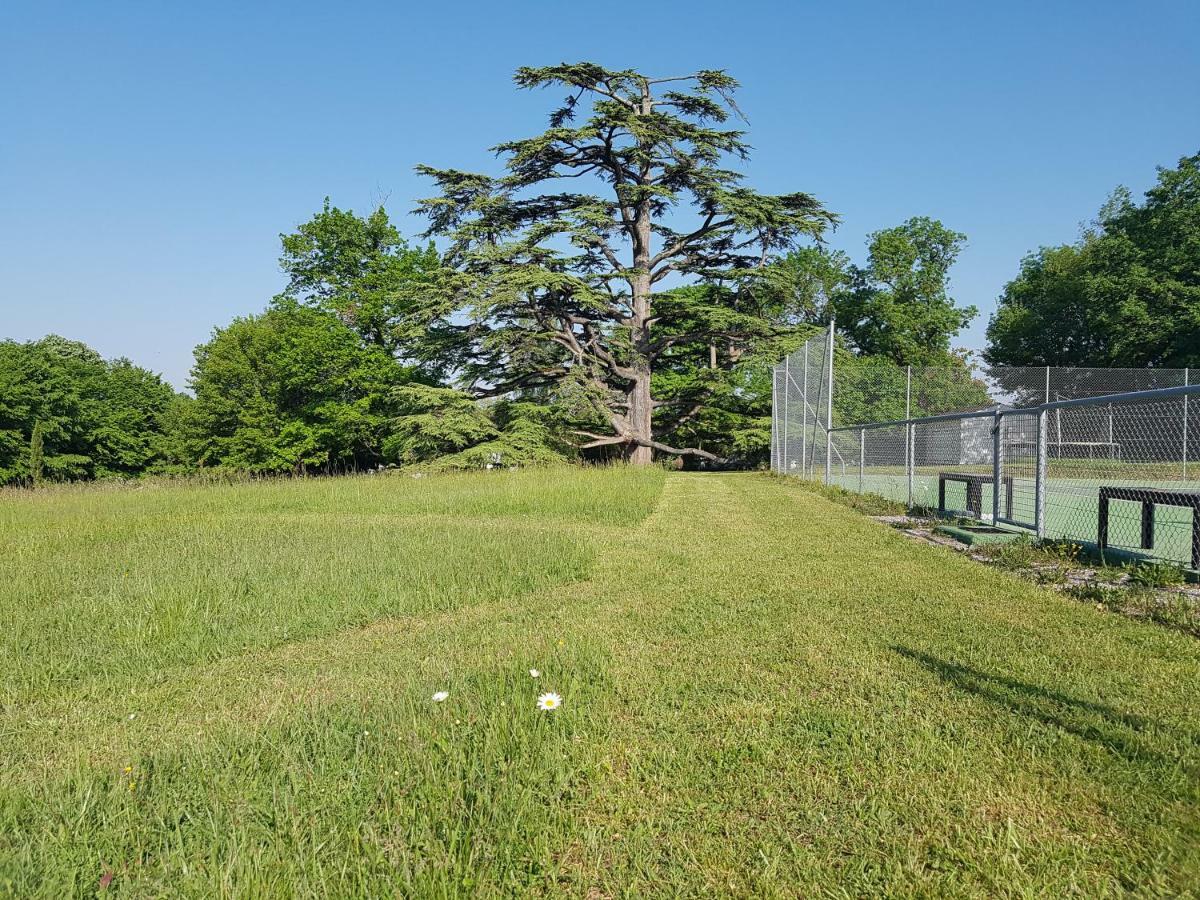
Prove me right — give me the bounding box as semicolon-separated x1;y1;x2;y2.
998;412;1039;530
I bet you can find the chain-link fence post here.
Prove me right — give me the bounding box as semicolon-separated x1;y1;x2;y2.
905;366;913;505
824;319;834;486
1035;407;1048;538
1185;367;1190;479
858;427;865;493
992;410;1003;523
800;344;808;476
906;422;915;508
905;365;912;420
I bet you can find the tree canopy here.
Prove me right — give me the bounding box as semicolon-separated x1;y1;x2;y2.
0;336;179;485
833;217;975;366
179;302;415;475
275;199;443;367
986;152;1200;369
413;62;835;464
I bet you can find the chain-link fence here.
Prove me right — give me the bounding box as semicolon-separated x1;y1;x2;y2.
771;326;1198;568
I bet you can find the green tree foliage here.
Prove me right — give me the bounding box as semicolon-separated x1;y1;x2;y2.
690;221;984;462
757;246;852;326
183;303;416;474
642;283;819;464
414;63;835;464
28;421;44;486
276;199;442;364
173;200;571;476
834;217;976;366
986;152;1200;368
653;357;775;465
383;386;572;469
382;385;498;464
0;336;178;485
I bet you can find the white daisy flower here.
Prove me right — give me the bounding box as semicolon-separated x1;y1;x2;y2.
529;669;540;678
536;692;562;712
432;690;449;703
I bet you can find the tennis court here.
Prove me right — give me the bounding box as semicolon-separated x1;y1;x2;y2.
825;469;1199;565
773;327;1199;569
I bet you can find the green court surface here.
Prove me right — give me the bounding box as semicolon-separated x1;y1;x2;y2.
826;470;1199;566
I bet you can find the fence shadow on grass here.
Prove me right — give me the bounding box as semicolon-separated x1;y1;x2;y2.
891;646;1190;767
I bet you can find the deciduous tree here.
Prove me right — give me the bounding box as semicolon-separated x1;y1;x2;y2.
986;152;1200;369
183;303;414;474
834;217;975;366
0;336;179;485
276;200;442;366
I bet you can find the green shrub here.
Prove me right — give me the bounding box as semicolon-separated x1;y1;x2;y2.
981;534;1038;569
1126;560;1188;588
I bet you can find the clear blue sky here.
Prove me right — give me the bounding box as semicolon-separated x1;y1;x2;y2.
2;0;1197;390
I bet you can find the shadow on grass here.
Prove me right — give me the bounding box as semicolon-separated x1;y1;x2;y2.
892;646;1192;767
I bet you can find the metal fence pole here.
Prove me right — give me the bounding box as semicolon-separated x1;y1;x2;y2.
992;410;1002;523
781;357;790;474
859;427;865;493
905;366;913;505
800;344;808;476
824;319;835;485
770;367;778;472
907;423;915;507
1035;408;1048;538
1185;367;1190;480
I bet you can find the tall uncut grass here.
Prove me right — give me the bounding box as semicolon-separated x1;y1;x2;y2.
0;468;662;706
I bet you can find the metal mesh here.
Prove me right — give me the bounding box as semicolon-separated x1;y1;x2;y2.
854;424;909;505
772;333;1198;568
987;366;1190;408
999;412;1039;529
1038;394;1198;565
773;328;836;478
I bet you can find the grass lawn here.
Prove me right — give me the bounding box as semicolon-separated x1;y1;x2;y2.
2;469;1199;895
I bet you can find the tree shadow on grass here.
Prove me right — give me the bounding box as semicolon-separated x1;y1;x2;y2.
892;646;1197;768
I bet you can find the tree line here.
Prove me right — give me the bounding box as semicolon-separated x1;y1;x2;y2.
2;64;1196;485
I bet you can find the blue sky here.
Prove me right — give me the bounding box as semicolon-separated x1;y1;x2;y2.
2;0;1197;390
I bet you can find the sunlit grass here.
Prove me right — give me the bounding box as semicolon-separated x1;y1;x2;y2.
2;468;1198;895
0;467;661;707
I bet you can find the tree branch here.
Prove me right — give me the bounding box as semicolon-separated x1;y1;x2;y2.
649;216;736;270
635;435;721;461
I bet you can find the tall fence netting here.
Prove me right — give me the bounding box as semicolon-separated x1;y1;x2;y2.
771;330;1198;567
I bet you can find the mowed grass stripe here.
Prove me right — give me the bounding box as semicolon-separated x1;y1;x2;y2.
2;470;1198;896
564;474;1200;896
